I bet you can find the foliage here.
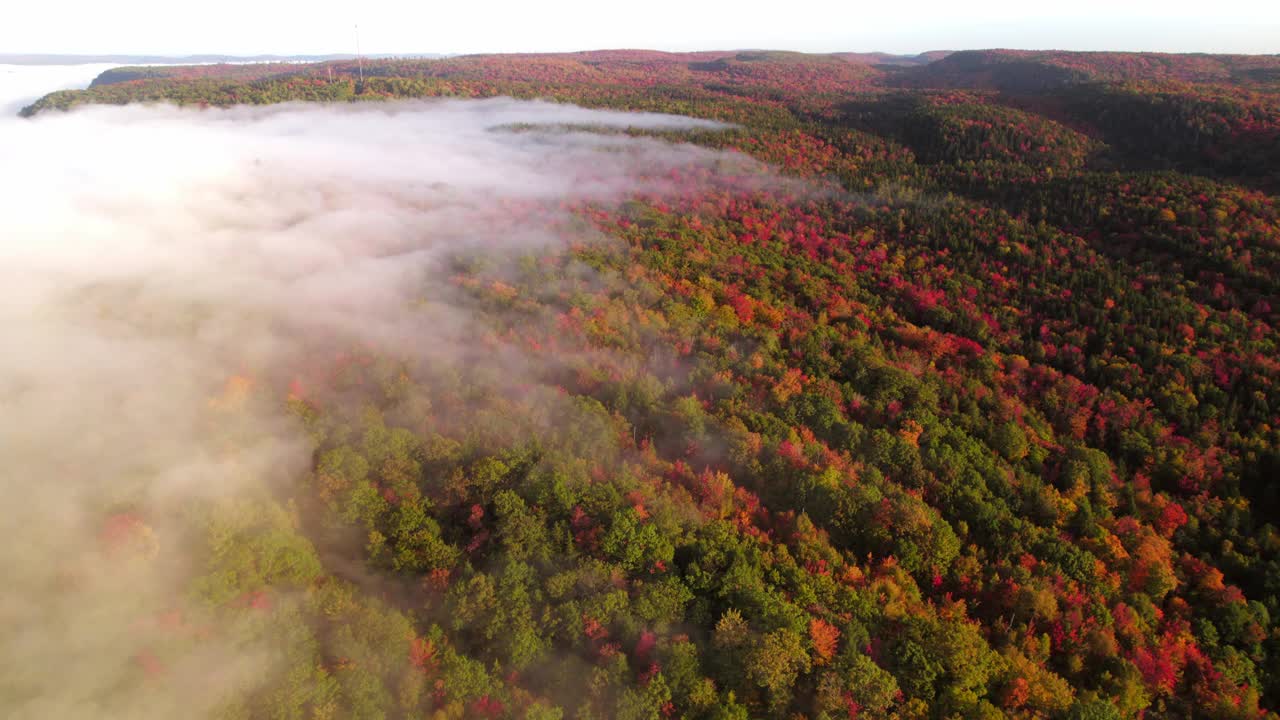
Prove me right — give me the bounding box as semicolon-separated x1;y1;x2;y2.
34;48;1280;719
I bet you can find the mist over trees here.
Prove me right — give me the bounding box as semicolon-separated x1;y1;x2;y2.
6;48;1280;719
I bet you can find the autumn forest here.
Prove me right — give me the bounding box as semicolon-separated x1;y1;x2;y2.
12;48;1280;720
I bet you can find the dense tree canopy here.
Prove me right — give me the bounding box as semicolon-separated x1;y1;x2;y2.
20;48;1280;719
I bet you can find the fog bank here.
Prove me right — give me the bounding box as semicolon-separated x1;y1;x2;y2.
0;92;742;718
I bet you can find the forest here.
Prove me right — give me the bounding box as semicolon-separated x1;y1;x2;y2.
15;49;1280;719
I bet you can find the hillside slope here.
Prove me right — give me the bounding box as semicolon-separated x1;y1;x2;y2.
13;50;1280;720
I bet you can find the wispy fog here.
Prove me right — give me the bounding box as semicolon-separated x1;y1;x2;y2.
0;63;117;115
0;75;743;718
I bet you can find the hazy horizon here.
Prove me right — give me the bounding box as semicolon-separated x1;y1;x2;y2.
5;0;1278;57
6;45;1280;60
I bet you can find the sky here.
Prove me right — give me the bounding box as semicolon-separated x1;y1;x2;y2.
3;0;1278;56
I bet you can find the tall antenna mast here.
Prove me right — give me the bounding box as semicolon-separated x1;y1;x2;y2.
355;24;364;86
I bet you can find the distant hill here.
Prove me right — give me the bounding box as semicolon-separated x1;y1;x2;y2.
0;53;445;66
88;63;332;86
835;50;953;66
894;48;1280;91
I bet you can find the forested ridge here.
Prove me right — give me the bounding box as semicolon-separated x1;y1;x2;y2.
18;49;1280;719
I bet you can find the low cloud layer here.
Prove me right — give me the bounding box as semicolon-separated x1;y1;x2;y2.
0;92;744;718
0;63;115;115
